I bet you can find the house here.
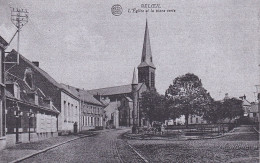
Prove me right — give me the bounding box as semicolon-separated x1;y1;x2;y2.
103;101;119;129
0;36;8;150
239;95;251;116
61;84;105;131
248;103;259;123
87;20;155;127
5;77;59;147
5;50;80;134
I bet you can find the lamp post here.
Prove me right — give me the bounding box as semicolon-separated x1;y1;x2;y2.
14;105;23;143
27;109;34;141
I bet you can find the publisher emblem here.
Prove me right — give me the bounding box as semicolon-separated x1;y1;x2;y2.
111;4;123;16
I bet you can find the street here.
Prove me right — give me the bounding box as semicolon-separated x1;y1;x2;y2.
16;126;259;163
20;129;144;163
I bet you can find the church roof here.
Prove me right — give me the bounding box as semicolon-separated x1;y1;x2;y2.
88;83;144;96
138;20;156;69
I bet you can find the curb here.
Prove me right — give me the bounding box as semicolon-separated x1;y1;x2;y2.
253;127;260;134
127;144;149;163
10;133;97;163
124;132;228;141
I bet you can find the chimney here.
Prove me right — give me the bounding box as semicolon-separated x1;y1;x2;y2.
32;61;39;67
243;94;246;99
224;93;229;100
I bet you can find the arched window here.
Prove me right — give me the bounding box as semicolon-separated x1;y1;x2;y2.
24;68;33;88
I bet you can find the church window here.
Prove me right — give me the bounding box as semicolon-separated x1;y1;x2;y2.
151;72;155;87
24;68;33;88
150;57;152;62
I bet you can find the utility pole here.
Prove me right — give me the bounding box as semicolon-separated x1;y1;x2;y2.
10;7;29;65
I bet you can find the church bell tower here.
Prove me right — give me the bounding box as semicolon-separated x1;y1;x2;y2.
138;20;156;90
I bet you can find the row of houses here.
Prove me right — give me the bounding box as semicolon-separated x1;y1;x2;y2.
0;36;106;149
0;20;156;149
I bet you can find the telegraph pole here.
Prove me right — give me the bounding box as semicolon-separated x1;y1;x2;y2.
10;7;29;64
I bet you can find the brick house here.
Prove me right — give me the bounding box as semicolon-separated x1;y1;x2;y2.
5;50;80;134
5;76;59;147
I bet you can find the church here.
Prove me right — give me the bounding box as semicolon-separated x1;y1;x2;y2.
88;20;156;127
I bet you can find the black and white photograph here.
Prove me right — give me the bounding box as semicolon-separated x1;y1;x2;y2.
0;0;259;162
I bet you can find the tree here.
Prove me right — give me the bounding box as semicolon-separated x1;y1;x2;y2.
203;101;223;123
222;98;244;121
140;90;167;124
165;73;212;127
203;98;244;123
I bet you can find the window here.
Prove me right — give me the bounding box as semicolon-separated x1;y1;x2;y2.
196;118;198;123
151;72;155;87
75;106;78;121
68;103;70;121
71;104;74;122
64;101;67;121
14;83;20;99
35;93;39;105
190;117;193;123
253;113;256;117
24;68;33;88
83;116;85;126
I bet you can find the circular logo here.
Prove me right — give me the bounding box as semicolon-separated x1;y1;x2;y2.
111;4;122;16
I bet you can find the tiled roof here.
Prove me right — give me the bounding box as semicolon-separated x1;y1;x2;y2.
6;50;78;100
88;83;143;96
5;78;60;114
61;84;103;106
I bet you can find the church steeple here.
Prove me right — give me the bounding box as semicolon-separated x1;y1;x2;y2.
138;19;155;69
137;20;156;89
132;68;138;85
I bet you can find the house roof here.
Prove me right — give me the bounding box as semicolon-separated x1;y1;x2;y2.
104;101;119;112
250;104;259;113
60;84;103;106
88;83;143;96
0;35;8;49
5;77;60;114
6;50;78;100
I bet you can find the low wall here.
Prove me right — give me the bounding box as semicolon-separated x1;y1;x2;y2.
0;136;6;150
5;132;58;148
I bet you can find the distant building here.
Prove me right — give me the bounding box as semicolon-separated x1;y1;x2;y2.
61;84;105;131
248;103;259;123
5;50;80;134
103;101;119;128
0;36;8;150
88;20;155;127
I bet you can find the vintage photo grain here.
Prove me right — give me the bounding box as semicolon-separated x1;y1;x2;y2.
0;0;259;162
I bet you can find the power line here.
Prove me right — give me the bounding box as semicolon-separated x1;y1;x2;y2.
10;7;29;64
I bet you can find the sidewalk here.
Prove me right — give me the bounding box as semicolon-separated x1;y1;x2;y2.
0;132;96;163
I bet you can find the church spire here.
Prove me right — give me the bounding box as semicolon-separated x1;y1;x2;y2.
138;19;155;69
132;68;138;85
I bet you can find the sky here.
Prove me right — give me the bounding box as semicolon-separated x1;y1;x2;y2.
0;0;259;102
